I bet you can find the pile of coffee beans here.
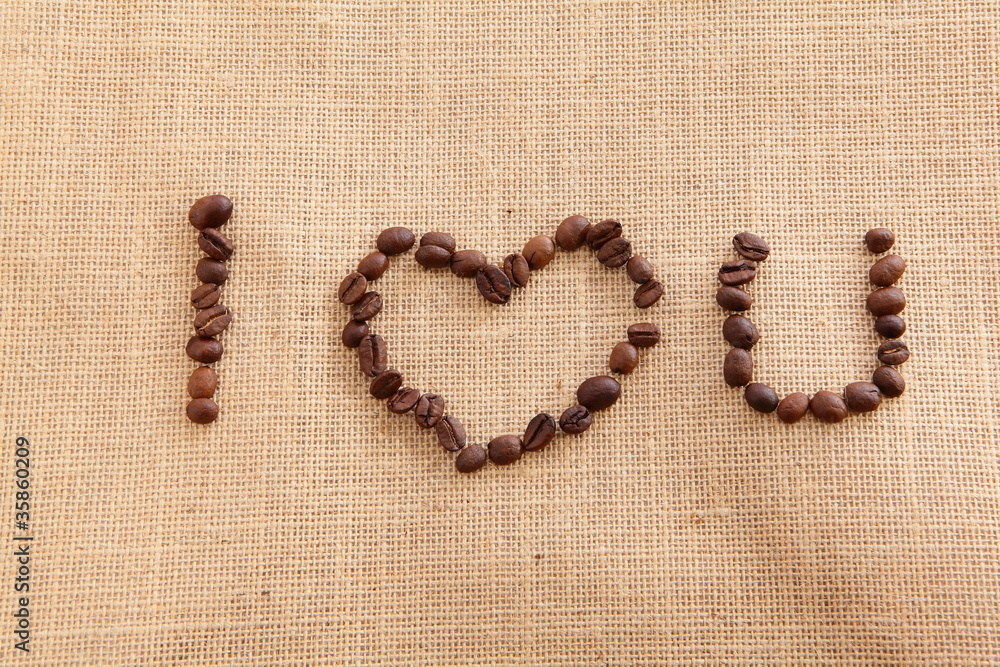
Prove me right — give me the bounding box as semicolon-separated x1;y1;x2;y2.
339;216;661;472
184;195;235;424
717;229;908;423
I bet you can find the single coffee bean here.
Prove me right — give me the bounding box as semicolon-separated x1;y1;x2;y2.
358;334;387;377
559;405;592;434
596;236;632;268
733;232;770;262
188;194;232;230
866;287;906;316
369;369;403;400
776;392;810;424
435;415;467;452
555;215;592;251
875;314;906;338
869;254;906;287
627;323;660;348
191;282;221;309
488;435;523;465
718;259;757;286
455;444;488;473
475;265;512;305
877;339;910;365
587;219;622;250
186;397;219;424
193;304;232;338
450;249;488;278
341;320;369;348
865;228;895;253
810;390;848;423
419;232;456;253
609;342;639;374
845;381;882;413
188;366;219;399
577;375;621;412
338;272;368;304
723;348;753;387
502;253;530;288
357;251;389;281
198;228;234;260
523;413;557;452
414;393;445;428
872;366;905;398
626;255;654;284
186;336;223;364
722;315;759;350
633;280;664;308
351;291;383;321
387;387;420;414
744;382;779;413
196;257;228;285
376;227;415;255
414;245;452;269
716;286;752;311
522;235;556;270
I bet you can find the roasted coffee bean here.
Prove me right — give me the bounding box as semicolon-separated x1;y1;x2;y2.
488;435;523;465
455;444;488;473
369;369;403;400
193;304;232;338
196;257;228;285
351;291;383;321
627;323;660;348
877;339;910;365
198;228;234;260
435;415;467;452
357;251;389;281
376;227;415;255
414;393;445;428
866;287;906;316
419;232;456;253
188;366;219;399
559;405;592;434
875;314;906;338
845;381;882;413
387;387;420;414
523;413;556;452
872;366;905;398
358;334;387;377
415;245;452;269
626;255;654;284
186;336;223;364
633;280;664;308
865;228;895;253
723;348;753;387
341;320;369;348
587;219;622;250
810;390;848;423
718;259;757;286
869;254;906;286
609;342;639;374
502;253;530;288
733;232;770;262
722;315;759;350
522;235;556;270
188;194;233;230
597;236;632;268
744;382;779;413
450;249;488;278
577;375;621;412
191;283;221;309
475;265;512;305
555;215;592;251
186;398;219;424
716;286;752;311
338;271;368;304
776;392;810;424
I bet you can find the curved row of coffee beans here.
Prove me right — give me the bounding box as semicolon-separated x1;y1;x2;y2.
717;228;908;423
337;216;662;472
184;195;235;424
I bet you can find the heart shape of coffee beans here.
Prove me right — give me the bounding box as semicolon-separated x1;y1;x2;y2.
337;216;664;473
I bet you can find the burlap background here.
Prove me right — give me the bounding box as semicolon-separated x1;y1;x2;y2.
2;1;998;664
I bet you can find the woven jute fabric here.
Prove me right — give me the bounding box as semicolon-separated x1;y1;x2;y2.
2;1;998;664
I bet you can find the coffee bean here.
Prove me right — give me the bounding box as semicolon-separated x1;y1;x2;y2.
196;257;228;285
722;315;759;350
587;220;622;250
455;444;488;473
502;253;530;288
488;435;523;465
435;415;467;452
723;348;753;387
559;405;592;434
198;228;234;260
716;286;752;311
351;291;383;321
634;280;664;308
357;252;389;281
718;260;757;286
874;314;906;338
523;413;556;452
577;375;621;412
186;336;223;363
733;232;770;262
627;323;660;348
865;228;895;253
866;287;906;316
415;245;452;268
626;255;654;284
186;397;219;424
188;195;232;230
609;342;639;374
338;272;368;304
776;392;810;423
191;283;221;309
522;235;556;270
810;390;848;423
475;265;512;305
376;227;415;255
450;249;488;278
869;254;906;287
596;236;632;268
369;369;403;400
877;339;910;365
872;366;905;398
555;215;592;251
193;304;232;338
188;366;219;399
358;334;387;377
414;393;445;428
420;232;456;253
744;382;779;413
387;387;420;414
341;320;369;348
845;381;882;413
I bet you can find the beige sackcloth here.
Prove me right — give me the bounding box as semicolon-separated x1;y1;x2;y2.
2;1;998;664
